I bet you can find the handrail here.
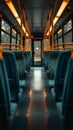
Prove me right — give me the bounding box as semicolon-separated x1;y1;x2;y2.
0;45;3;59
53;42;73;47
52;42;73;50
1;43;24;51
43;42;73;51
1;43;20;47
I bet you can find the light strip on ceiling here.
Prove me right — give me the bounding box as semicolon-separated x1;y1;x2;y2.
53;17;59;26
22;24;26;33
16;17;21;25
5;0;18;18
47;0;70;36
12;28;16;34
26;32;29;37
56;0;69;18
5;0;28;36
58;28;62;34
47;26;52;36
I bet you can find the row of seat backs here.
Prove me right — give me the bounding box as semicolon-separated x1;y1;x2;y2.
3;51;19;102
53;49;73;128
0;50;30;129
3;50;30;99
47;50;60;79
43;50;60;79
43;51;50;70
13;51;26;79
54;50;71;102
24;51;32;70
0;49;32;129
13;51;31;79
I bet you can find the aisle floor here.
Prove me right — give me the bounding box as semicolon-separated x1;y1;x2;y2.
11;67;63;130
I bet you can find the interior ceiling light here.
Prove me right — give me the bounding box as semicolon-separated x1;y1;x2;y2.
16;17;21;25
5;0;28;36
47;0;70;36
53;17;59;26
47;26;52;36
5;0;18;18
56;0;70;18
58;28;62;34
47;31;49;36
12;28;16;34
22;24;26;33
26;32;29;37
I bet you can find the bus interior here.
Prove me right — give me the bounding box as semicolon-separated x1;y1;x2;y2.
0;0;73;130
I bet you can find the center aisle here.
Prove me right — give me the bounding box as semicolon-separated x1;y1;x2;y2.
11;67;63;130
27;67;48;130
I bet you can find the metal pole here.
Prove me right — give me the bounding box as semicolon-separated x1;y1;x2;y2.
0;13;2;45
51;0;58;49
0;12;3;59
49;8;52;48
17;0;23;49
52;10;54;49
20;12;23;48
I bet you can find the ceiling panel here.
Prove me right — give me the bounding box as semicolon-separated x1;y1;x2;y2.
0;0;57;36
20;0;54;34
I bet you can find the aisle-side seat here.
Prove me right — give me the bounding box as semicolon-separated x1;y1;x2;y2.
0;60;10;129
54;50;70;102
13;51;27;88
0;58;17;129
13;51;26;79
56;51;73;129
47;50;60;79
48;50;60;88
24;51;31;72
3;51;19;102
62;53;73;128
43;51;50;70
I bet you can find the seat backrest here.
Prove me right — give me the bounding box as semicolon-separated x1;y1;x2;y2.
3;51;19;102
48;50;60;79
54;50;70;101
43;51;50;70
0;59;11;128
62;55;73;127
24;51;31;71
13;51;26;79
